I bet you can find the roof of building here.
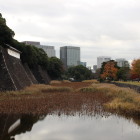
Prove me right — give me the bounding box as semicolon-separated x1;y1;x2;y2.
5;44;21;53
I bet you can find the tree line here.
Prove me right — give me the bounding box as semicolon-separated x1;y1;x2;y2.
2;13;139;82
0;13;93;81
0;13;64;80
98;59;140;82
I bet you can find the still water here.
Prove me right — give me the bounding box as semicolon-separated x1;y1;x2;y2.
2;113;139;140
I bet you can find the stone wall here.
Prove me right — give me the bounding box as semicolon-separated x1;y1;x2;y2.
23;63;38;84
31;66;51;84
0;47;16;91
0;47;32;90
0;46;51;91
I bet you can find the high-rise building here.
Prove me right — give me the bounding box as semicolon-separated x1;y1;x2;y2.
116;58;129;67
35;45;55;58
23;41;55;58
93;65;97;73
60;46;80;69
80;62;87;67
23;41;40;46
97;56;111;68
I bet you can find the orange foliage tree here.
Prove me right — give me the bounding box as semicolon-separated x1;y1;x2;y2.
131;59;140;80
101;61;118;81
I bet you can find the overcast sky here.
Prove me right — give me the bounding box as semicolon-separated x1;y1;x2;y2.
1;0;140;67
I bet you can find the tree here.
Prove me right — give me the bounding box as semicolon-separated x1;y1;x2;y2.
48;57;64;80
100;61;118;81
131;59;140;81
0;13;15;45
117;67;130;81
66;65;92;81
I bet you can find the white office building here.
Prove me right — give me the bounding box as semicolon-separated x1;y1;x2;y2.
60;46;80;69
116;58;129;67
35;45;55;58
97;56;111;68
23;41;55;57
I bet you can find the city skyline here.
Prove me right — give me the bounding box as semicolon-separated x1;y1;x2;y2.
1;0;140;66
60;46;80;69
21;41;131;68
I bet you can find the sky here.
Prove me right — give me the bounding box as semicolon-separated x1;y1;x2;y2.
1;0;140;67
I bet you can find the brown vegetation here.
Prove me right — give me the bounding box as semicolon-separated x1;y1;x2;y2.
0;81;140;119
79;83;140;116
0;81;107;115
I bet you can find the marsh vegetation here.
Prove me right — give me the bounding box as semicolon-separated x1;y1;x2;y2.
0;80;140;118
1;80;140;140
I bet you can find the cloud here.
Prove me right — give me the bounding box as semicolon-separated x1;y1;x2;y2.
1;0;140;66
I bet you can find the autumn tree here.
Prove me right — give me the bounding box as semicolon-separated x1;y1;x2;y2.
131;59;140;81
100;60;118;81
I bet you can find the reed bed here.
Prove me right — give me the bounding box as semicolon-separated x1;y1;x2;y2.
115;81;140;86
0;82;140;118
0;82;109;116
79;83;140;116
41;87;73;93
62;80;71;83
82;79;99;83
50;80;62;84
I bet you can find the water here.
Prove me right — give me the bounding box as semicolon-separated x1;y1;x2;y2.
1;113;140;140
0;90;140;140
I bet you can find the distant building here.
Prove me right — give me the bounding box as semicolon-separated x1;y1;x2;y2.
60;46;80;69
87;66;91;70
93;65;97;73
35;45;55;58
116;58;129;67
97;56;111;68
23;41;40;46
22;41;55;57
80;62;87;67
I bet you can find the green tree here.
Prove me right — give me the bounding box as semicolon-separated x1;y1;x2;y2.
117;67;130;81
67;65;92;81
10;40;49;69
48;57;64;79
131;59;140;81
0;13;15;45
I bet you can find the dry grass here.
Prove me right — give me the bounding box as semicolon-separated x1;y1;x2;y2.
0;82;140;117
79;83;140;116
50;80;62;84
82;79;99;83
62;80;71;83
115;81;140;86
41;87;73;93
0;84;73;95
0;82;110;116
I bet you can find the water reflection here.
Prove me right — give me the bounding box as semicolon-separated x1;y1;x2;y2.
0;94;140;140
0;114;46;140
15;114;140;140
0;111;140;140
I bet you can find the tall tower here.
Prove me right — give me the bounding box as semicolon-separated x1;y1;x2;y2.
60;46;80;69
